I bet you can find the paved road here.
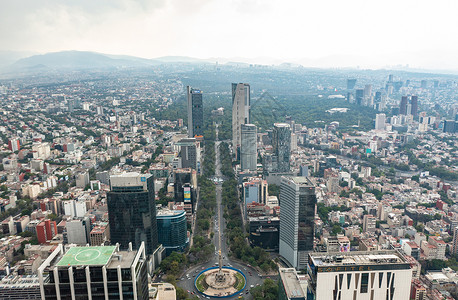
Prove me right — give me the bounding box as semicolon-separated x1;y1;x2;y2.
177;125;266;299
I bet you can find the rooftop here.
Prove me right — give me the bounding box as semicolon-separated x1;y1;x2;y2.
279;268;306;298
156;209;185;218
286;176;314;187
309;250;408;267
56;246;116;267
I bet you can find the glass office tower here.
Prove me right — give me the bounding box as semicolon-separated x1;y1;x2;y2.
107;173;158;255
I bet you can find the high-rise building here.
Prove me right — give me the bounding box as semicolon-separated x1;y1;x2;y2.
156;209;188;256
278;268;307;300
411;279;426;300
307;250;413;300
452;226;458;255
363;214;376;232
279;176;316;269
243;178;268;207
443;120;456;133
66;217;91;245
36;219;57;244
355;89;364;105
364;84;372;104
375;114;386;130
411;95;418;117
187;86;204;138
400;96;408;115
38;243;149;300
8;138;20;152
232;83;250;153
0;275;41;299
346;79;357;90
421;80;427;89
240;124;257;171
107;173;158;254
177;138;198;170
173;168;193;201
273;123;291;173
299;165;309;177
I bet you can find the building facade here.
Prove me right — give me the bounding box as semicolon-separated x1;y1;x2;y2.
107;173;158;255
240;124;257;171
156;209;188;256
307;251;413;300
38;243;149;300
279;176;316;269
273;123;291;173
177;138;198;170
375;114;386;130
232;83;250;154
187;86;204;138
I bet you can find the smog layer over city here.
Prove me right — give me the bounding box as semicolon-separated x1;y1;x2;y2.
0;1;457;300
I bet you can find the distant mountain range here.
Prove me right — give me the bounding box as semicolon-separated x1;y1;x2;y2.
1;50;458;76
0;51;216;74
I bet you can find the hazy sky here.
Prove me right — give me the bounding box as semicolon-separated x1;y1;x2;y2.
1;0;458;69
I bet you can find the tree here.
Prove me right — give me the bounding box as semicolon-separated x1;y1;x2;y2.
268;184;280;197
332;224;343;235
250;279;278;300
411;175;420;183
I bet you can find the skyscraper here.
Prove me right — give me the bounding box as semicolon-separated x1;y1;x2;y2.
399;96;408;115
232;83;250;153
364;84;372;105
355;89;364;106
279;176;316;269
346;79;357;90
411;95;418;117
273;123;291;173
177;138;198;170
443;120;456;133
375;113;386;130
187;86;204;138
107;173;158;254
156;209;188;256
240;124;257;171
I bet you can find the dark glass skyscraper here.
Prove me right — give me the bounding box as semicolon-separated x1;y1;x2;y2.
400;96;408;115
279;176;316;270
187;86;204;138
107;173;158;255
355;89;364;105
156;209;188;256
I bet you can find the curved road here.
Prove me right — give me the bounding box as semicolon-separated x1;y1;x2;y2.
177;125;266;299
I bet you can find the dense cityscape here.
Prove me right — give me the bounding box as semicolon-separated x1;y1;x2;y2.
0;58;455;300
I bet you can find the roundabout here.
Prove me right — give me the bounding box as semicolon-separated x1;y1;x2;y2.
195;266;246;298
